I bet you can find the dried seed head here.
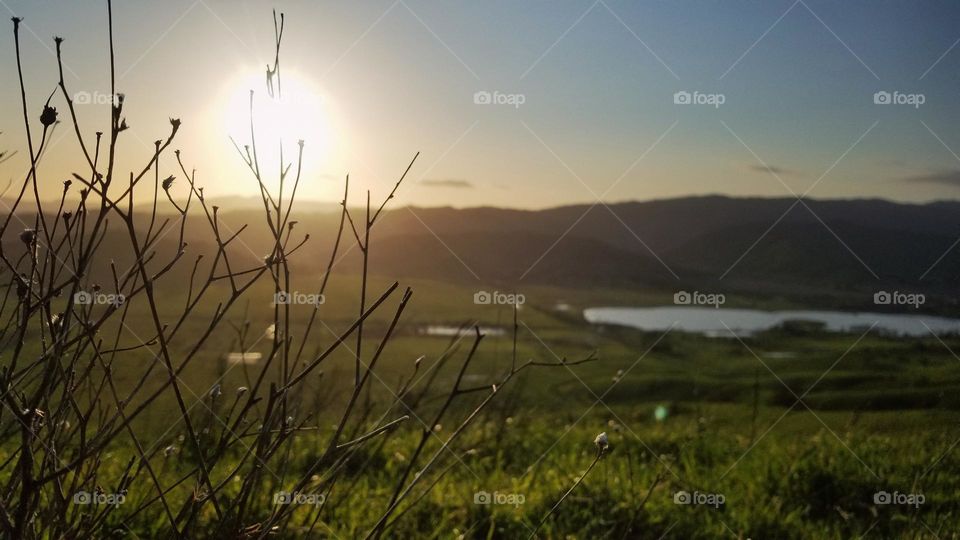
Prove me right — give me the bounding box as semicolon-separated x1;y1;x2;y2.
19;228;35;246
594;431;610;454
16;278;28;299
209;384;222;399
162;176;175;191
50;313;63;333
40;105;58;127
237;386;249;396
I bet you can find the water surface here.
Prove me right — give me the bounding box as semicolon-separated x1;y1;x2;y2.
583;306;960;337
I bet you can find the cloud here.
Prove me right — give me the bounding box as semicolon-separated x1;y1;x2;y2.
420;178;473;188
899;169;960;188
746;164;801;176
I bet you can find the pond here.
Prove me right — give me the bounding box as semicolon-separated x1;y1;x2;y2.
583;306;960;337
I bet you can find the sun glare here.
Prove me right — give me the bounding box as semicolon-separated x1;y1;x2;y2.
221;70;333;180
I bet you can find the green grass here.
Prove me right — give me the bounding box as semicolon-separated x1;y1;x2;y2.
10;275;960;537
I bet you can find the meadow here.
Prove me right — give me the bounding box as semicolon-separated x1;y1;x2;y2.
11;274;957;538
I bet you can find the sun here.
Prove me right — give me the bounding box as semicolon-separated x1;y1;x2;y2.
221;70;333;178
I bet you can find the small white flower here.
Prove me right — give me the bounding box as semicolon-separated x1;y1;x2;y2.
209;384;222;399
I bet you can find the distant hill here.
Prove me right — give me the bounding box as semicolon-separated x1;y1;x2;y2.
346;196;960;310
359;196;960;289
5;195;960;310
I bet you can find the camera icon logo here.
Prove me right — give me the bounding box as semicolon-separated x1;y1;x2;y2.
673;291;691;305
673;490;691;504
273;291;291;305
873;91;891;105
73;491;92;504
873;291;891;305
473;291;491;305
474;491;492;504
273;491;291;505
74;291;93;305
673;91;691;105
473;91;492;105
874;491;891;504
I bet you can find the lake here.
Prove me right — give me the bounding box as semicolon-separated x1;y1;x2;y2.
583;306;960;337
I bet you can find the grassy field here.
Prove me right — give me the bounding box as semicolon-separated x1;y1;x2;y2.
10;273;959;538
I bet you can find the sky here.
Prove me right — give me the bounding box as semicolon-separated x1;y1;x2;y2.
1;0;960;209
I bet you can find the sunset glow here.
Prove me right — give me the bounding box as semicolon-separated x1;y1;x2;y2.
220;71;334;183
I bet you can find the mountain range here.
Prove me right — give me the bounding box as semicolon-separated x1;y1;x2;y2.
7;195;960;310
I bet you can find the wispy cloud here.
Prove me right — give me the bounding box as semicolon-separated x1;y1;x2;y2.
420;178;473;188
746;164;801;176
899;169;960;188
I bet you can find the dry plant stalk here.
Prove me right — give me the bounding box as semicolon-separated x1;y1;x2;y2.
0;2;596;538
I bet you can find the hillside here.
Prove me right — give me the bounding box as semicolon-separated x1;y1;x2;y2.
6;195;960;310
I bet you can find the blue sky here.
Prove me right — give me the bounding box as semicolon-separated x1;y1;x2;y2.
1;0;959;208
